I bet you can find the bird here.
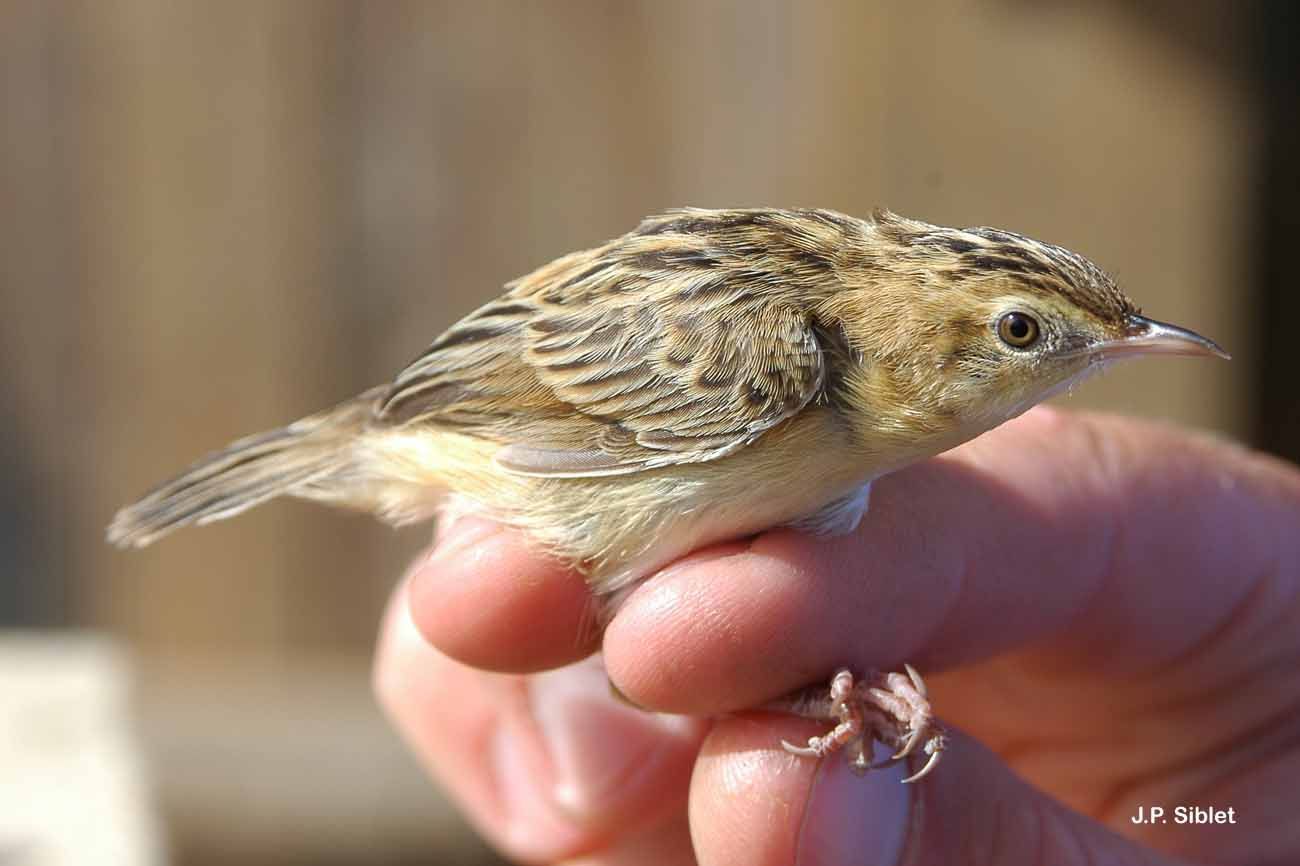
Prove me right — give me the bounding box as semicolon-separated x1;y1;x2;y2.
108;207;1228;782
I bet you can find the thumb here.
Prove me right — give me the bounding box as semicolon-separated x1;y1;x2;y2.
689;718;1188;866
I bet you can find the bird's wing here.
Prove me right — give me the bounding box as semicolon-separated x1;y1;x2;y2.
504;295;825;475
377;242;827;477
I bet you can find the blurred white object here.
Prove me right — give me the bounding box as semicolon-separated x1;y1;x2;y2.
0;633;164;866
135;652;492;862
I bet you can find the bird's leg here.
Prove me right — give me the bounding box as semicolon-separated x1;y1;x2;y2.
775;665;947;783
777;669;868;758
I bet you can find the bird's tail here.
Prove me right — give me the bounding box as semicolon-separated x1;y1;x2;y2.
107;386;386;549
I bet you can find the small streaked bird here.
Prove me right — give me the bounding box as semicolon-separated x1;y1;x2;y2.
108;208;1228;782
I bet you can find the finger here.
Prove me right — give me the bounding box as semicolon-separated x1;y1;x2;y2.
690;716;1189;866
374;578;706;863
407;516;598;672
604;408;1300;713
561;812;696;866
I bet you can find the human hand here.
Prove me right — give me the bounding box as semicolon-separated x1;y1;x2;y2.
375;407;1300;865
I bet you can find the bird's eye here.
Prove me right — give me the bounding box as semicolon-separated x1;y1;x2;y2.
997;312;1040;349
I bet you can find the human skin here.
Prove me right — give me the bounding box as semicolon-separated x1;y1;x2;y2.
373;407;1300;865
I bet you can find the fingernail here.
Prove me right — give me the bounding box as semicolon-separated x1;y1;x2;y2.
796;742;911;866
529;657;698;820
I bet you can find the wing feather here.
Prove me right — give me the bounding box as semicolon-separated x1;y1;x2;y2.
378;210;839;475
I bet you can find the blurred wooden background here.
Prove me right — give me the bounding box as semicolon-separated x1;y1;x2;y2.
0;1;1266;863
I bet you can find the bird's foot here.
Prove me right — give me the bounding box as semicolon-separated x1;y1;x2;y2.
778;665;947;783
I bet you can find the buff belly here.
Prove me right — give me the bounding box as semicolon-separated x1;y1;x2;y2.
356;406;878;598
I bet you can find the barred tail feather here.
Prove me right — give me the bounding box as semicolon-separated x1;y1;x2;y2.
107;387;385;549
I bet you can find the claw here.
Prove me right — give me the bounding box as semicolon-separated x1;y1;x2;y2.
846;739;870;773
777;665;946;783
904;663;927;698
900;747;942;784
892;728;921;760
782;739;821;757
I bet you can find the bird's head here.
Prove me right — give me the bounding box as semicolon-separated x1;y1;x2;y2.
826;210;1228;448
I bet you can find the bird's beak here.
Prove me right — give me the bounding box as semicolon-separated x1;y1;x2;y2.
1092;314;1230;361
